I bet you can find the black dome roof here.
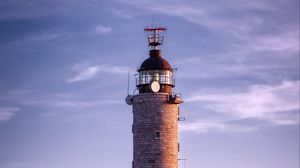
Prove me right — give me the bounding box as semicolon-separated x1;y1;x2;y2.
138;50;172;71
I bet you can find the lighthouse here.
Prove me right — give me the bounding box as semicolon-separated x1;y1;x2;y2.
126;26;183;168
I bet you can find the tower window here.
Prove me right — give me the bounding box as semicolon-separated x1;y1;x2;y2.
155;131;160;139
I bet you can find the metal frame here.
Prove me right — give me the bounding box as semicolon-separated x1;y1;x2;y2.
135;70;175;86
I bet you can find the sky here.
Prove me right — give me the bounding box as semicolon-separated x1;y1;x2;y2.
0;0;299;168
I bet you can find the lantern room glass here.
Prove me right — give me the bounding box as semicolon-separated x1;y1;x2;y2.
136;70;174;86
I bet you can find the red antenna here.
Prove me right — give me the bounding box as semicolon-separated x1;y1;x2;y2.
144;26;167;50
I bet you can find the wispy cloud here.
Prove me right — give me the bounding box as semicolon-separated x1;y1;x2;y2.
110;8;133;19
0;0;68;20
66;63;132;83
95;25;112;35
0;107;19;122
175;55;294;81
233;29;299;53
186;80;299;126
1;90;122;108
0;31;62;49
180;119;258;134
67;65;99;83
117;0;299;53
5;89;125;123
22;99;121;108
20;92;122;108
115;0;255;31
27;32;61;42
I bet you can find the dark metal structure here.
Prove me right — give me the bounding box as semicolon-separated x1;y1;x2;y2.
136;27;174;94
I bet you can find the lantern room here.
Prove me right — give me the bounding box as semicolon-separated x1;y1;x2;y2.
136;27;175;94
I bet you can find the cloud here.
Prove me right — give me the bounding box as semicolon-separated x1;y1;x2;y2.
18;92;122;107
118;0;295;30
66;64;132;83
0;89;121;110
0;0;68;20
28;32;61;42
67;65;99;83
233;29;299;53
180;120;226;133
180;119;258;134
117;0;298;53
0;31;62;49
0;107;19;122
175;55;294;81
21;98;121;108
110;8;133;19
186;80;299;126
95;25;112;35
114;0;249;30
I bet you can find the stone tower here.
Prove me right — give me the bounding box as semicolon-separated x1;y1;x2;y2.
126;26;183;168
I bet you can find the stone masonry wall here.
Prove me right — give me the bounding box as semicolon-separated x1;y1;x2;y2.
132;93;178;168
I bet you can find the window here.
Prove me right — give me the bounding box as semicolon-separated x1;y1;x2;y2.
155;131;160;139
153;72;159;81
137;70;174;85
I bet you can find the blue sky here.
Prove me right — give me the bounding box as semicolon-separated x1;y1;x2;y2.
0;0;299;168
